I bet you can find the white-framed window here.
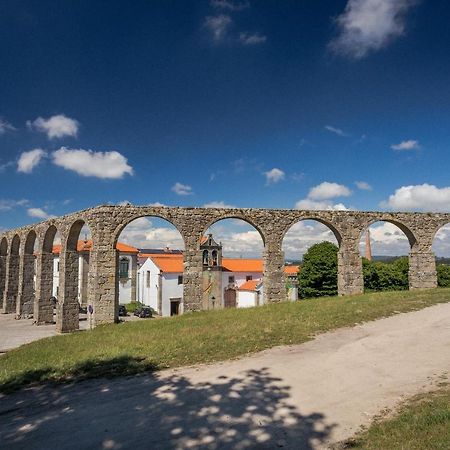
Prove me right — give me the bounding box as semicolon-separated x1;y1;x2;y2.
178;275;183;285
228;276;235;283
119;258;129;279
146;271;150;288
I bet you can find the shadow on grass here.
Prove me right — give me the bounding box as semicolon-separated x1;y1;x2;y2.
0;364;335;449
0;356;159;394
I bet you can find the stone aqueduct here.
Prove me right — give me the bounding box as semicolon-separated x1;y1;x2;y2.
0;204;448;332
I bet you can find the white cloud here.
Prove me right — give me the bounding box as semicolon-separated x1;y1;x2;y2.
329;0;417;59
381;184;450;212
295;199;349;211
203;201;236;208
238;32;267;45
172;182;193;196
0;119;15;135
355;180;372;190
263;168;285;185
0;199;29;212
359;222;410;256
391;139;420;151
210;0;249;11
17;149;47;174
27;207;54;220
283;220;338;260
27;114;79;139
204;15;233;42
308;181;352;200
325;125;348;137
118;217;185;249
52;147;133;179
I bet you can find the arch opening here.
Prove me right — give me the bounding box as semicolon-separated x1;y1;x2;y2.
35;225;61;325
432;223;450;288
56;220;92;332
0;237;7;310
116;216;185;318
359;221;411;292
3;235;21;313
201;218;265;310
17;230;38;318
282;219;340;300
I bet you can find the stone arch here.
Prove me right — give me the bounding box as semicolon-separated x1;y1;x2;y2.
282;217;342;301
56;218;93;333
3;234;21;313
34;224;60;324
11;234;20;255
201;214;267;248
359;220;412;292
363;219;417;251
281;216;343;247
114;214;186;318
16;229;38;317
0;237;8;310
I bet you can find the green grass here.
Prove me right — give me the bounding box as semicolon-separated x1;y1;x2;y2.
342;384;450;449
1;288;449;394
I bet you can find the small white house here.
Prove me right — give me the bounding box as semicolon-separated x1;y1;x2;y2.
237;279;263;308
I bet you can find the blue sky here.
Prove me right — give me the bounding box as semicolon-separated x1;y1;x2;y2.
2;0;450;255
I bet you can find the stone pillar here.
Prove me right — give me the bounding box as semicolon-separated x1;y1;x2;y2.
337;248;364;296
89;244;118;326
263;247;286;304
2;254;20;314
409;251;437;290
34;252;55;324
130;254;137;302
16;254;35;318
56;250;79;333
183;238;203;313
0;255;6;310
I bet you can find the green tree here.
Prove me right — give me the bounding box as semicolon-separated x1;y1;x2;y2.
437;263;450;287
298;241;338;298
362;257;409;291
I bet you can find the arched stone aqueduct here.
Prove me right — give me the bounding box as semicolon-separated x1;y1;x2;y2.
0;204;448;332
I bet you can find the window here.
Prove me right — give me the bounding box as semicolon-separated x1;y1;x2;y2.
246;275;253;281
146;271;150;288
178;275;183;285
202;250;209;266
57;261;60;272
119;258;129;279
228;276;235;283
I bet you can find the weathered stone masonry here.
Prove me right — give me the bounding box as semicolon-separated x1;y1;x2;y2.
0;205;448;333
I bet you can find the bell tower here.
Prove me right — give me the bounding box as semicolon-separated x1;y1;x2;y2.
200;234;223;310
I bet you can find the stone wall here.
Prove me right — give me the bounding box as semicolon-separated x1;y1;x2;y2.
0;204;449;332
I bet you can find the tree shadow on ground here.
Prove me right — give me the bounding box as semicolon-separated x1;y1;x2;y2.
0;360;336;449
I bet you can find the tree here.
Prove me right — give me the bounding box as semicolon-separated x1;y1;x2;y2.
362;257;409;291
437;263;450;287
298;241;338;298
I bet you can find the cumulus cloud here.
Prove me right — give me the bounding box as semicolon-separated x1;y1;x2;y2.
17;149;47;174
381;184;450;212
118;217;185;250
238;32;267;45
204;14;233;42
203;201;236;208
329;0;417;59
264;168;285;185
295;199;349;211
172;182;193;196
283;220;338;260
27;114;79;139
391;139;420;151
0;119;15;135
52;147;133;179
355;180;372;190
211;0;249;11
27;207;54;220
325;125;348;137
308;182;352;200
359;222;410;256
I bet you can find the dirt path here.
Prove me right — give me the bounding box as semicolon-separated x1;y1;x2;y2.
1;302;449;449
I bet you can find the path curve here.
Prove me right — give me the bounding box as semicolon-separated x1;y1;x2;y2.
1;302;449;449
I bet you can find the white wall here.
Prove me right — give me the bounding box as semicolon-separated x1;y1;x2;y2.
161;274;183;317
137;258;159;311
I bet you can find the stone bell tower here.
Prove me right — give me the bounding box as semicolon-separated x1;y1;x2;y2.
200;234;223;310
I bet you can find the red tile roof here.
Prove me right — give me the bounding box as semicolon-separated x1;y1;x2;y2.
238;280;262;291
52;240;139;254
